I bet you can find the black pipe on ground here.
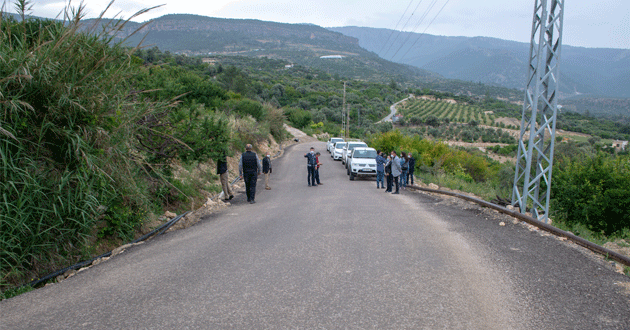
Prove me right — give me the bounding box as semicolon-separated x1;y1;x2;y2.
24;211;190;289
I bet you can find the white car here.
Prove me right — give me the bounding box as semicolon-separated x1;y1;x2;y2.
348;147;378;180
342;141;367;166
332;142;347;160
327;137;344;153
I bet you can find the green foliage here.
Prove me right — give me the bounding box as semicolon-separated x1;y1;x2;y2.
223;98;266;121
551;153;630;235
284;107;312;128
174;108;231;163
0;6;160;288
132;64;228;108
1;284;32;301
0;2;239;291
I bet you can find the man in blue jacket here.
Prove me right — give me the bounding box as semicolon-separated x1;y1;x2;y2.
304;147;317;187
375;150;386;189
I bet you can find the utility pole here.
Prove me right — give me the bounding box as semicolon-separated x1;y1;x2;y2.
342;81;348;140
512;0;564;223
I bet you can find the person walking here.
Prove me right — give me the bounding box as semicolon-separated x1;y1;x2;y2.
217;155;234;201
391;150;402;194
304;147;317;187
239;144;262;204
262;153;272;190
376;150;386;189
408;152;416;186
385;154;393;193
315;152;323;185
400;151;409;189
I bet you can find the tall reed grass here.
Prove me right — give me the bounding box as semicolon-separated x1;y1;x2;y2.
0;0;165;289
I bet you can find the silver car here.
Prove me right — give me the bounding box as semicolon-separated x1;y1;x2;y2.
332;142;347;160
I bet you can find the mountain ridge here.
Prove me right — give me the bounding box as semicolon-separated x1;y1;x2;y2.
328;26;630;99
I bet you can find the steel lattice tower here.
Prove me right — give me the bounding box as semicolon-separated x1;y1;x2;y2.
512;0;565;223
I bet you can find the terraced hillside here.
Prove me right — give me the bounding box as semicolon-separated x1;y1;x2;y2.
399;97;495;126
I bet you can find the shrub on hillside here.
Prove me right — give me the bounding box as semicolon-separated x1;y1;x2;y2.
284;107;312;128
551;153;630;235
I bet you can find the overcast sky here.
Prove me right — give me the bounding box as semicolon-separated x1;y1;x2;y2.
24;0;630;49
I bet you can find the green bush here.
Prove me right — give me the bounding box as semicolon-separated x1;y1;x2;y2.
551;153;630;235
284;107;312;128
224;98;266;121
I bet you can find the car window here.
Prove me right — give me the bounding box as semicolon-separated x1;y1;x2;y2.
335;142;347;148
347;143;367;151
353;149;377;158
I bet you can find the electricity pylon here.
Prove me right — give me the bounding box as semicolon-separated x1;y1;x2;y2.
512;0;565;223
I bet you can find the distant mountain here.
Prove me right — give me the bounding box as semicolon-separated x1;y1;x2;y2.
76;14;524;100
328;26;630;99
82;14;438;85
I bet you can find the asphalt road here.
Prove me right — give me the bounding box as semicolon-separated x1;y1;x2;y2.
2;141;630;329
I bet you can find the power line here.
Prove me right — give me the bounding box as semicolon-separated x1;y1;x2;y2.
399;0;452;60
382;0;424;58
377;0;415;56
389;0;440;61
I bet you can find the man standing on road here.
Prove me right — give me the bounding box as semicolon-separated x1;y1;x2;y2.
217;155;234;201
262;153;272;190
391;150;401;194
239;144;262;204
376;150;386;189
315;152;323;185
304;147;317;187
408;152;416;186
385;154;393;193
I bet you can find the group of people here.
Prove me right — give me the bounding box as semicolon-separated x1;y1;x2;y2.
304;147;323;186
375;150;416;194
221;144;415;203
217;144;272;205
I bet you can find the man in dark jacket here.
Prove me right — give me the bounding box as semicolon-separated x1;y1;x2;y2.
262;153;272;190
376;150;386;189
217;156;234;201
408;152;416;186
304;147;317;187
239;144;262;204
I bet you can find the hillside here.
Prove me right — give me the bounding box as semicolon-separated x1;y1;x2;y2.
77;14;522;100
85;14;436;84
328;26;630;99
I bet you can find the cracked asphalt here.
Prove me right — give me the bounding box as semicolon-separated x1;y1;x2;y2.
1;141;629;329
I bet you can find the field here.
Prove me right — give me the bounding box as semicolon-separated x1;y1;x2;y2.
399;97;495;126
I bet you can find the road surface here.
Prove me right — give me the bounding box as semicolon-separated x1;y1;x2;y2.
379;94;413;123
2;141;629;329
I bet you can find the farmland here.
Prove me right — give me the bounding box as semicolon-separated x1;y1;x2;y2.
399;97;495;126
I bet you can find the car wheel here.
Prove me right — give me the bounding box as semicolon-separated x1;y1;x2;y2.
347;167;350;175
350;172;355;180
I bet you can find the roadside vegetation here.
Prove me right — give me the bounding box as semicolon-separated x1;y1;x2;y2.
0;2;287;294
